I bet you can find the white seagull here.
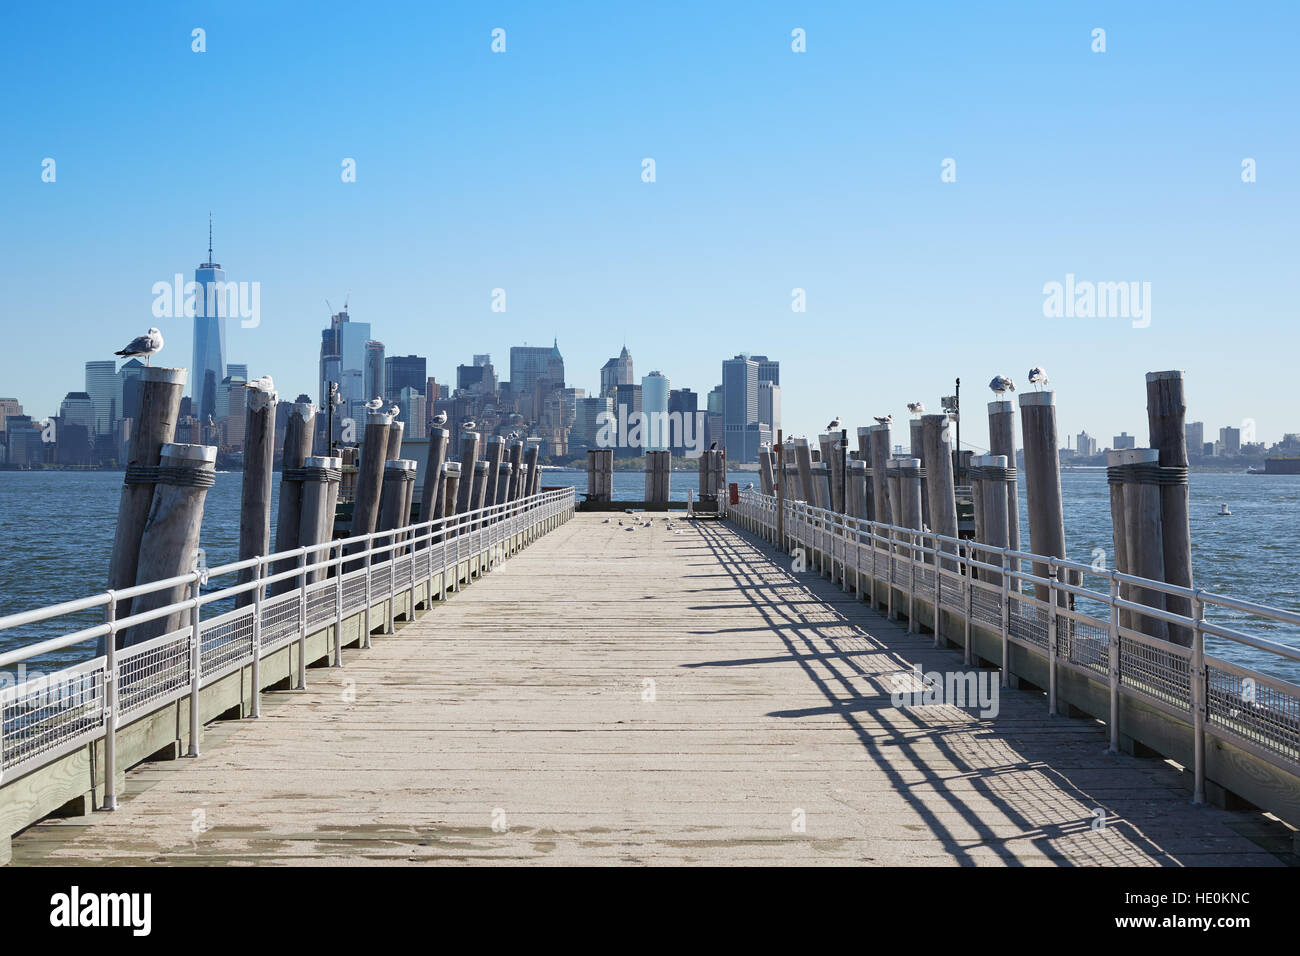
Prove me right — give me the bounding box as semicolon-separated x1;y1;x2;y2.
873;414;893;426
463;420;477;431
115;327;164;366
907;401;925;416
363;397;384;411
432;411;447;427
1028;366;1050;390
388;404;400;418
244;374;275;392
989;374;1015;397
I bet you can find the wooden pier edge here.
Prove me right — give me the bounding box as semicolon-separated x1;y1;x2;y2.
0;504;573;866
727;507;1300;837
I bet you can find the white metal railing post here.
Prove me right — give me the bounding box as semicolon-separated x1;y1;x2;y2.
999;549;1010;686
251;557;263;719
932;534;942;644
1107;571;1120;752
908;530;917;634
1191;589;1207;805
886;527;895;620
362;537;373;653
1047;563;1059;717
963;542;973;667
187;574;202;758
102;590;118;810
387;532;396;635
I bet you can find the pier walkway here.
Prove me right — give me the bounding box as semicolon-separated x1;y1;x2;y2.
9;515;1288;865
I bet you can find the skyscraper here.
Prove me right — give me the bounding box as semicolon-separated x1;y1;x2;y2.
722;354;759;462
752;355;780;388
600;346;634;398
84;360;118;436
510;340;565;398
385;354;427;403
191;216;227;423
318;306;372;433
364;341;386;406
117;359;145;424
641;371;670;451
758;381;781;437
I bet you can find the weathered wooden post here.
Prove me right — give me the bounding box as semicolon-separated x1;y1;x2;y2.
1146;370;1193;645
645;450;670;504
507;441;525;499
523;441;541;498
107;366;186;617
338;445;358;501
920;414;959;568
587;448;613;503
758;447;776;496
299;455;342;584
793;438;815;506
819;434;844;512
378;460;417;548
895;457;922;533
350;411;391;539
455;428;481;514
419;426;450;522
471;459;490;524
1019;392;1067;603
484;435;506;511
1105;450;1135;632
271;402;316;594
1114;448;1170;640
970;457;987;550
386;418;405;461
909;418;931;529
436;461;461;521
495;461;513;505
123;443;216;646
973;454;1009;587
847;459;868;518
867;424;893;525
516;464;530;502
987;400;1022;561
236;381;278;607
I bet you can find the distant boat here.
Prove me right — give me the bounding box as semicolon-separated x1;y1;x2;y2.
1217;503;1232;516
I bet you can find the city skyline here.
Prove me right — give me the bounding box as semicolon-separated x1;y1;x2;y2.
3;3;1298;451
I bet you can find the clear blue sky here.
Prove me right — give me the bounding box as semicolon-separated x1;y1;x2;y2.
2;1;1297;451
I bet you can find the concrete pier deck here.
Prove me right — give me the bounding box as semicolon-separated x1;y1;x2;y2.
9;515;1291;865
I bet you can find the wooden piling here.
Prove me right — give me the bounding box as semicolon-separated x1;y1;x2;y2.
847;459;868;519
107;366;186;612
523;442;541;498
645;450;670;504
758;448;776;496
920;415;959;568
419;426;450;523
123;443;216;646
471;459;490;523
1116;448;1170;640
793;439;815;506
379;460;417;549
350;412;392;539
484;436;506;510
975;454;1010;587
1106;450;1135;631
588;448;613;503
987;400;1022;559
909;418;930;529
1146;370;1193;645
495;461;513;506
236;383;278;608
1018;392;1067;603
867;424;893;525
271;402;316;594
437;462;461;521
455;430;481;514
386;418;405;461
507;441;525;499
299;455;341;584
895;456;923;537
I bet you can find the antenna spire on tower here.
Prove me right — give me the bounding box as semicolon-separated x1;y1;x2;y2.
207;211;213;263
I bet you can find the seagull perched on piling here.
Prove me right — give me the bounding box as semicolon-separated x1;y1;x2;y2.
988;375;1015;398
244;374;274;393
388;404;400;418
1028;366;1050;390
432;411;447;427
462;420;477;431
826;416;841;431
115;328;164;366
907;402;925;416
363;397;384;411
873;414;893;426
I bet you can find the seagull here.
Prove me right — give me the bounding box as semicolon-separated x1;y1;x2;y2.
1028;366;1050;390
826;417;841;431
710;441;718;451
115;328;164;366
463;420;477;431
989;375;1015;397
907;402;925;416
244;374;274;392
388;404;400;418
873;415;893;426
363;397;384;411
432;411;447;427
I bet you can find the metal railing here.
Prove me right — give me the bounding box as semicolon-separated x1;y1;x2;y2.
731;489;1300;807
0;487;576;806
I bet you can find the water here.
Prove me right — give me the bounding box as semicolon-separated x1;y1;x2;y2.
1;469;1296;680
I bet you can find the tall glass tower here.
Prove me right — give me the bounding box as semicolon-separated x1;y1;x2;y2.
191;215;227;422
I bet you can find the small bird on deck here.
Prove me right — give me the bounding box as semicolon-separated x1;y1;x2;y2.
115;328;164;366
244;374;275;393
363;397;384;412
603;518;611;523
1028;366;1050;390
988;375;1015;398
873;414;893;426
432;411;448;427
826;417;841;431
907;401;925;416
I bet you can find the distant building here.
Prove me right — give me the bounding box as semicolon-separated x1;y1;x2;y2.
1077;431;1098;457
385;354;426;404
398;386;427;439
0;398;23;435
191;222;227;423
1113;432;1136;450
572;396;613;451
641;372;670;451
758;381;781;437
722;354;760;462
1219;426;1241;455
117;359;145;423
600;346;634;398
215;370;247;423
511;340;564;397
752;355;780;388
84;360;118;436
318;307;372;434
59;391;96;430
4;416;45;465
669;388;699;456
1185;421;1204;453
364;341;386;406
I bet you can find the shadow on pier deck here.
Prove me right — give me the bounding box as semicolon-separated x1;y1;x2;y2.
10;515;1293;865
